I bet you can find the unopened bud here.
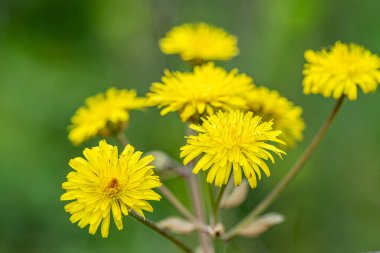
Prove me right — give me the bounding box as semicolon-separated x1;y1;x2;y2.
221;180;248;209
157;216;196;234
237;213;284;238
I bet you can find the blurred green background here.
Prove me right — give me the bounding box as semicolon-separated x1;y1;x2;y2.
1;0;380;252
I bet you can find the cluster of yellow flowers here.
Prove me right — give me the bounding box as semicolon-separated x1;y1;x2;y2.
61;22;380;239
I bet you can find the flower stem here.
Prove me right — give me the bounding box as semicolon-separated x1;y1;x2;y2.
186;126;213;252
223;96;345;241
211;185;227;225
207;183;215;221
116;131;129;146
129;209;194;253
188;172;213;252
159;184;197;222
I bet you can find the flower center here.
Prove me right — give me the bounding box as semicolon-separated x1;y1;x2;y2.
222;127;242;148
335;55;362;78
104;177;120;197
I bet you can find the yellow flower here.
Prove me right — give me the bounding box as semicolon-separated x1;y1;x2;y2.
68;88;146;145
147;62;254;122
245;87;305;148
180;110;286;188
303;41;380;100
61;140;161;238
160;23;238;62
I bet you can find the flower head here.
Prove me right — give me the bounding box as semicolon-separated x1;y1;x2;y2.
303;41;380;100
246;87;305;148
180;110;286;188
61;140;161;238
160;23;238;62
147;62;254;122
69;88;146;145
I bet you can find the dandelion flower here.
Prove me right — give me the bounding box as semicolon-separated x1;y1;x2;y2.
246;87;305;148
69;88;146;145
147;62;254;122
303;41;380;100
160;23;238;62
180;110;286;188
61;140;161;238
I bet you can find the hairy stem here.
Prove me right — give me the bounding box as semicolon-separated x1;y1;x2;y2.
129;209;194;253
224;96;345;241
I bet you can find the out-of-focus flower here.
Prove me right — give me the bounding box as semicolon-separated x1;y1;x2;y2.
180;110;285;188
147;62;254;122
303;41;380;100
160;23;238;63
61;140;161;238
68;88;146;145
245;87;305;148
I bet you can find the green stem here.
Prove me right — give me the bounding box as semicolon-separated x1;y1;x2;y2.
211;185;227;225
129;209;194;253
207;183;215;222
223;96;345;241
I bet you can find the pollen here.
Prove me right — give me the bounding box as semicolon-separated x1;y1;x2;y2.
104;178;120;197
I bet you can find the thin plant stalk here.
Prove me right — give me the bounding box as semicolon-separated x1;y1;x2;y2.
129;209;194;253
206;183;215;223
186;126;213;253
224;96;345;241
116;131;129;146
188;170;213;252
159;184;197;222
211;185;227;225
